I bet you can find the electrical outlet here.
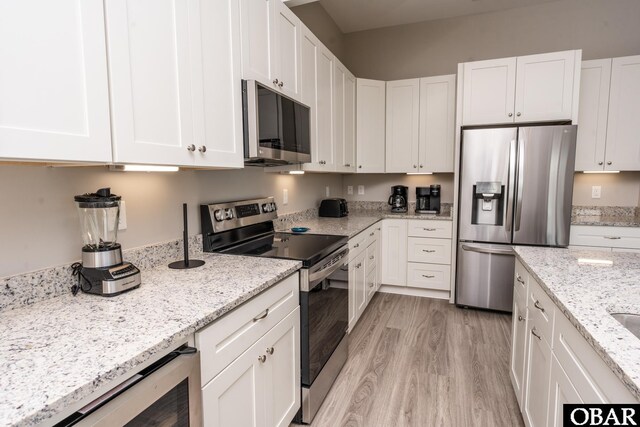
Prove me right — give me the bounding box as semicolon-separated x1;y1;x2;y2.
358;185;365;195
118;200;127;230
591;186;601;199
325;186;330;197
283;189;289;205
347;186;353;195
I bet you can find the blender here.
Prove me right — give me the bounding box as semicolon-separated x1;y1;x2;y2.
73;188;141;296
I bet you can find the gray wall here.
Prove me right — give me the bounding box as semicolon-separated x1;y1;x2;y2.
0;165;342;277
342;0;640;80
292;2;346;63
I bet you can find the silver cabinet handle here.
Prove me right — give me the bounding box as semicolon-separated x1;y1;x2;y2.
508;112;513;117
369;255;374;260
413;164;417;169
266;347;274;355
598;161;604;165
423;228;436;231
187;144;196;152
319;160;326;165
368;282;374;288
516;275;525;284
516;112;521;117
345;163;351;167
518;315;524;322
422;274;435;279
355;262;362;269
419;164;423;168
461;244;515;256
358;165;362;169
258;355;267;363
534;300;545;313
607;161;612;165
531;327;542;340
370;232;375;236
278;81;284;88
253;308;269;322
422;249;436;253
273;78;279;86
198;145;207;153
604;236;621;240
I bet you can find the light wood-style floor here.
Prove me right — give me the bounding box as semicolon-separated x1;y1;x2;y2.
306;293;524;427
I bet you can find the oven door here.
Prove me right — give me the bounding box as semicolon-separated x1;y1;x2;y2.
300;247;349;386
59;347;201;427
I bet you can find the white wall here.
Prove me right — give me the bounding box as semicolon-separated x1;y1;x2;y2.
0;165;342;277
342;173;454;204
572;172;640;207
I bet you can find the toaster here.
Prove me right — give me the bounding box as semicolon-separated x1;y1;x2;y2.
319;198;348;218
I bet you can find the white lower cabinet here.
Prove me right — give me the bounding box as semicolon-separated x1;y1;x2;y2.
198;274;300;427
348;223;381;332
381;220;408;286
570;225;640;250
511;260;638;427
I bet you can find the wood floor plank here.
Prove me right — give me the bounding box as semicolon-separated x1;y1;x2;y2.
301;294;524;427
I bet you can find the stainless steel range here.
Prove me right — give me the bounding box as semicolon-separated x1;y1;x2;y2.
200;197;349;424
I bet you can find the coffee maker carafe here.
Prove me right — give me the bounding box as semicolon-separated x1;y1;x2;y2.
73;188;141;296
388;185;408;213
416;185;441;214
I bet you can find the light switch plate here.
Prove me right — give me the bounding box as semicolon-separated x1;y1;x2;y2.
591;186;601;199
347;186;353;195
358;185;365;195
283;189;289;205
118;200;127;230
325;186;330;197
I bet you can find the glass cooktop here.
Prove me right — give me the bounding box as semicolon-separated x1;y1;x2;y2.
218;232;347;268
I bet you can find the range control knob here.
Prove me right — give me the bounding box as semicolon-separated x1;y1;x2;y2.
271;202;277;211
224;208;234;220
213;209;224;222
262;203;271;213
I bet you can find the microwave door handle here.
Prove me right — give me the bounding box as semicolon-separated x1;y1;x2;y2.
505;139;517;233
514;138;525;232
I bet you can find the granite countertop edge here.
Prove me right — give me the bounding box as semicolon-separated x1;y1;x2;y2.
1;255;302;427
512;249;640;400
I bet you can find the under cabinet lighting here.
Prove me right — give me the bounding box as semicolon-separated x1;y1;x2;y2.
110;165;179;172
583;170;620;174
289;170;305;175
577;258;614;266
406;172;433;175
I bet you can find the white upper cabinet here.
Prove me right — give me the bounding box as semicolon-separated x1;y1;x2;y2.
240;0;301;100
0;0;112;163
356;79;386;173
575;59;611;171
462;57;516;126
514;50;578;122
462;50;581;126
385;79;421;173
604;55;640;171
419;75;456;173
334;59;356;173
107;0;243;167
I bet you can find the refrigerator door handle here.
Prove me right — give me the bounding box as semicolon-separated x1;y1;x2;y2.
461;244;515;256
505;139;517;233
514;137;525;231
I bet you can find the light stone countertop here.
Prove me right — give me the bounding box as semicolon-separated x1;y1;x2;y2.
0;253;301;427
513;246;640;400
274;209;453;239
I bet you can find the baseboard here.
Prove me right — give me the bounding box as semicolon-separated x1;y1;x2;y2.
378;285;451;300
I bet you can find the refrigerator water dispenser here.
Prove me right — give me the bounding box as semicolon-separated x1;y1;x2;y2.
471;181;504;226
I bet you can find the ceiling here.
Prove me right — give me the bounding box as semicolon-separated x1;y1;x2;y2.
318;0;561;33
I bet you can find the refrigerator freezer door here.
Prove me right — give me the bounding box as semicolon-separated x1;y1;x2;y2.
455;242;515;312
513;125;577;246
459;128;518;244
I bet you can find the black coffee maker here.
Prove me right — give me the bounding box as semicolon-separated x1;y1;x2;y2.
388;185;408;213
416;185;441;214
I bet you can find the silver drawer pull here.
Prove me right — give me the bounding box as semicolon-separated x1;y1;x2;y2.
353;243;360;248
423;228;436;231
518;315;524;322
253;308;269;322
516;275;525;284
604;236;622;240
266;347;274;355
370;232;375;236
369;256;374;260
258;355;267;363
422;274;435;279
369;282;374;288
531;327;542;340
422;249;436;253
534;300;545;313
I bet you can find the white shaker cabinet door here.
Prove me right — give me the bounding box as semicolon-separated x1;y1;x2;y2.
315;45;336;170
272;0;301;101
546;355;582;427
385;79;420;173
344;70;357;173
299;27;322;171
522;320;552;427
604;55;640;171
510;293;528;408
574;59;612;171
514;50;578;123
462;57;516;126
0;0;112;162
381;219;408;286
419;75;456;173
106;0;199;166
239;0;274;88
334;60;356;173
356;79;386;173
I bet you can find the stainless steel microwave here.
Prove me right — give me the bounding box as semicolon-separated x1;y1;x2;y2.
242;80;311;166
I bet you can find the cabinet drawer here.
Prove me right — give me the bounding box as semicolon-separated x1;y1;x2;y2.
527;278;555;344
407;220;452;239
514;259;529;301
570;225;640;249
408;237;452;265
348;232;367;262
365;242;377;274
407;263;450;291
196;273;299;385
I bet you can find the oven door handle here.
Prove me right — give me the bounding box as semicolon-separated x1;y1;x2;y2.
306;249;349;289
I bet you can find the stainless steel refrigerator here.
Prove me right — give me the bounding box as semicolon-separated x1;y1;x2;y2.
455;125;577;312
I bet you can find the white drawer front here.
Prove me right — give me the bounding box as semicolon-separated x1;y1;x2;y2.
196;273;299;385
408;237;452;265
514;259;529;302
407;220;452;239
366;242;377;274
527;278;555;345
570;225;640;249
407;263;450;291
348;232;368;262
